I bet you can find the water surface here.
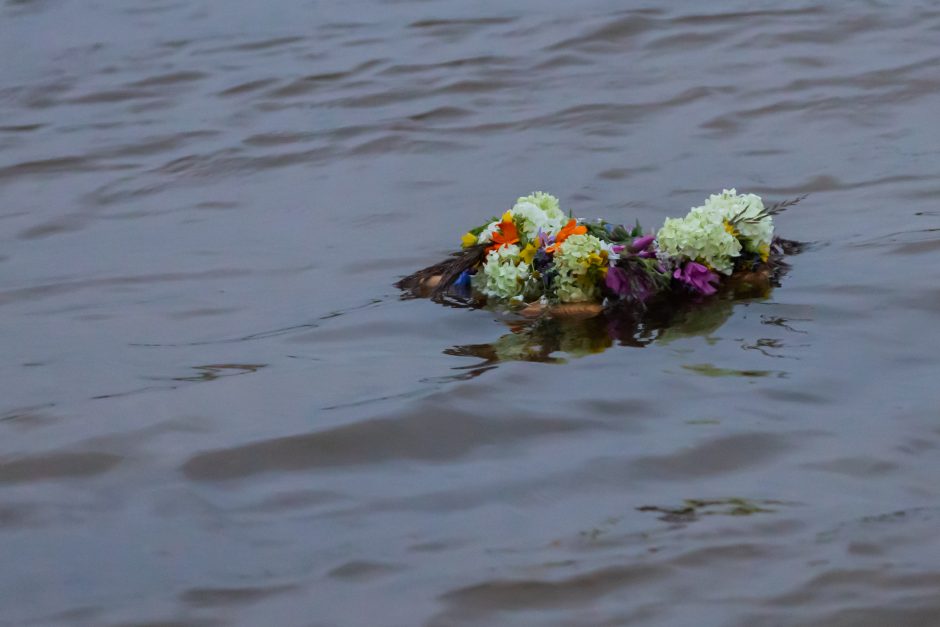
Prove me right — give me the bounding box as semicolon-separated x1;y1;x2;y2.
2;1;940;625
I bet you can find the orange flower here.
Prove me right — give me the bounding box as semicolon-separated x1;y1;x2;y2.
486;218;519;253
545;219;587;253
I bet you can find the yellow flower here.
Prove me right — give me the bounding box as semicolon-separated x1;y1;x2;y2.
586;252;607;266
723;220;738;237
502;210;513;223
519;242;538;265
758;242;770;262
461;231;478;248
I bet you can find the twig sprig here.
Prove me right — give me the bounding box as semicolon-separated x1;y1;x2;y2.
730;194;808;226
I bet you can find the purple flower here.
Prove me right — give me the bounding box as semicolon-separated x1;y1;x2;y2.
605;266;655;302
631;234;655;252
537;229;555;249
631;234;656;258
605;266;631;295
673;261;719;296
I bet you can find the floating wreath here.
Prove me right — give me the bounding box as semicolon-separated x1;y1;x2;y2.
397;189;805;316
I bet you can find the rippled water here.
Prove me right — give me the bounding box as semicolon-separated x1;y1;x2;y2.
2;1;940;625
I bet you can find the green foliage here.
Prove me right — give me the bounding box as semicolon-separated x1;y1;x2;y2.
468;217;499;237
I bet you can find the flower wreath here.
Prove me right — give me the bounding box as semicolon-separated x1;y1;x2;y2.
397;189;804;313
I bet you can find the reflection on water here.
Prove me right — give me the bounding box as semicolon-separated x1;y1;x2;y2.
446;267;778;369
446;298;735;367
637;497;791;523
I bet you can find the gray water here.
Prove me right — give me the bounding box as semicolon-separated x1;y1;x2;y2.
2;1;940;625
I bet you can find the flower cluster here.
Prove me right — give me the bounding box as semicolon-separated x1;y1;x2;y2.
703;189;773;259
467;192;568;247
656;189;774;274
453;188;785;305
552;234;613;303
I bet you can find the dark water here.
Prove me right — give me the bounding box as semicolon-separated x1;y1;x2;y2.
2;1;940;625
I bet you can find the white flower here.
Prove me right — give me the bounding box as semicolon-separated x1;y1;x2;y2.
472;244;531;300
701;188;773;253
552;233;609;302
655;188;775;273
600;239;620;262
476;219;501;244
656;209;741;275
476;191;568;245
510;200;565;240
515;191;567;224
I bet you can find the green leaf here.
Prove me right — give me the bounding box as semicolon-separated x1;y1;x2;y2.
609;225;631;242
469;216;500;237
630;219;643;238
